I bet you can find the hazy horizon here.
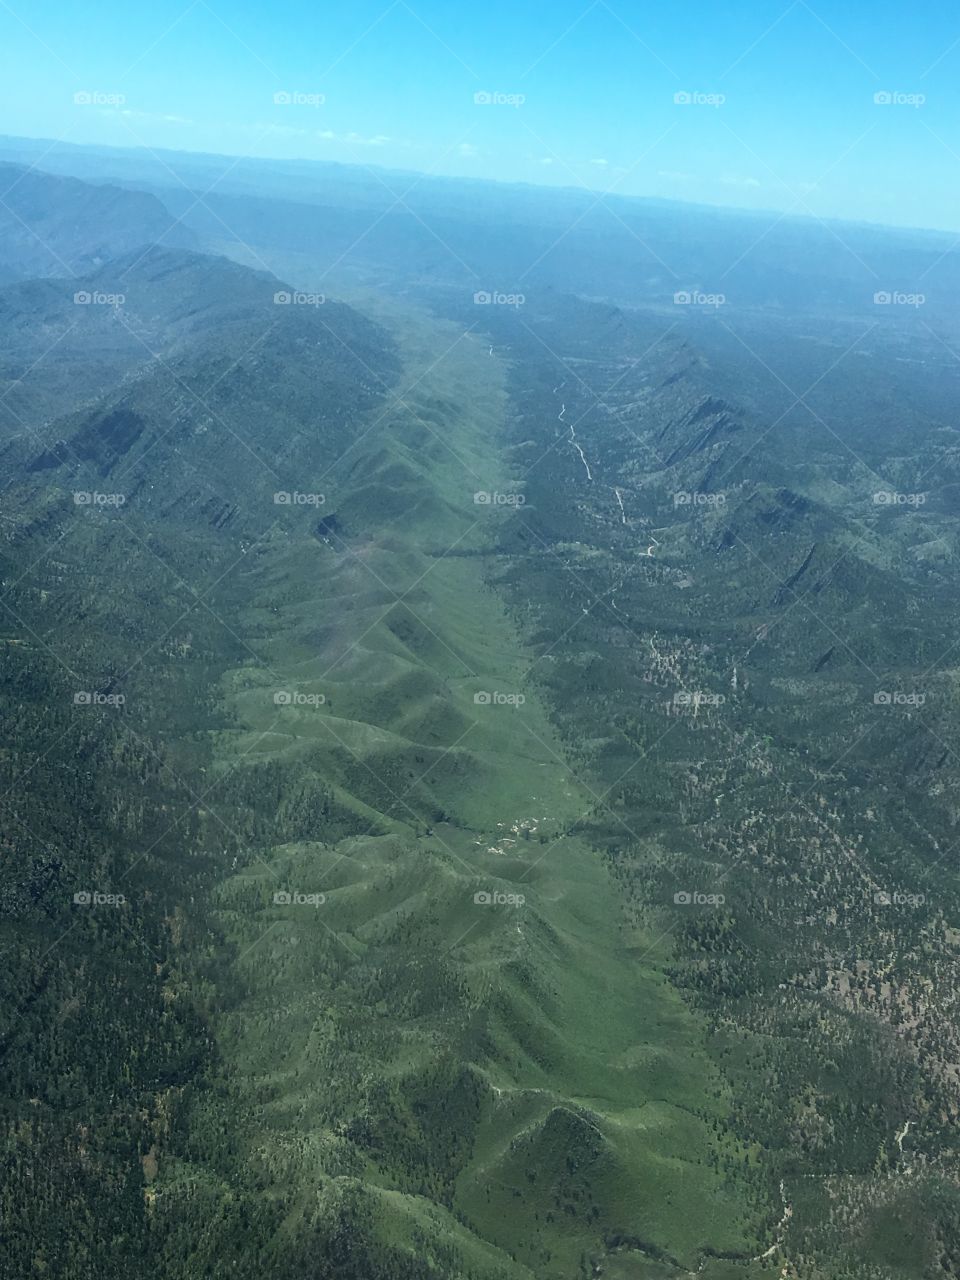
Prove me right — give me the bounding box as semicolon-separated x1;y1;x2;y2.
2;0;959;231
2;128;958;241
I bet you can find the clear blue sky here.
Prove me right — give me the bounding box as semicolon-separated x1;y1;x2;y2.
1;0;958;229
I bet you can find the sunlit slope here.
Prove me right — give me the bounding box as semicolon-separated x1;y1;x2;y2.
162;295;769;1278
447;287;960;1280
0;249;768;1277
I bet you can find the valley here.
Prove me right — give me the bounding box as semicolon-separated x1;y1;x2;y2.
2;153;960;1279
0;234;768;1278
155;291;772;1279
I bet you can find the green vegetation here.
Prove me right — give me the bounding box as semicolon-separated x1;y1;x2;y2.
3;167;960;1278
459;286;960;1278
0;253;768;1277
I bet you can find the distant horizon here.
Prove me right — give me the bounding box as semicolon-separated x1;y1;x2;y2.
2;1;959;233
2;128;957;242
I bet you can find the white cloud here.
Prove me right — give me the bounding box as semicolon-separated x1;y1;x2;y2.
458;142;478;157
115;108;194;125
589;157;609;167
262;123;312;137
720;173;761;188
245;124;393;148
345;131;390;147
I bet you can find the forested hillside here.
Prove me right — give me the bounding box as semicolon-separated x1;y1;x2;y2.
2;158;960;1280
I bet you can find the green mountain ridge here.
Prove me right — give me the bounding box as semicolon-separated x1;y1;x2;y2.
3;162;960;1280
0;246;771;1278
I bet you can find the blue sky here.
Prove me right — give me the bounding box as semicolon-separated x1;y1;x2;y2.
2;0;959;229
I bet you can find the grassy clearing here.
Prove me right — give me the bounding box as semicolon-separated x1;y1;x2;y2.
166;293;771;1276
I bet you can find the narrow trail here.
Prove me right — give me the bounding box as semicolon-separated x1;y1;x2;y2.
750;1180;792;1263
554;394;643;553
567;422;593;481
560;399;591;481
555;389;593;483
614;487;626;524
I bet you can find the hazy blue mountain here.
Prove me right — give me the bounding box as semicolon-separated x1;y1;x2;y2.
0;160;194;284
1;135;956;333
